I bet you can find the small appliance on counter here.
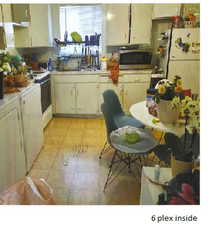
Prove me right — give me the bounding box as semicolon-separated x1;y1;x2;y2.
119;47;153;70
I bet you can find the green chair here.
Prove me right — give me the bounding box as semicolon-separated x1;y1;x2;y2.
101;103;158;191
103;89;144;128
99;89;144;159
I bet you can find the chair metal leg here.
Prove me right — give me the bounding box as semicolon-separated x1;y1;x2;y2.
103;150;117;192
103;150;148;191
159;132;164;143
99;141;111;159
127;154;132;173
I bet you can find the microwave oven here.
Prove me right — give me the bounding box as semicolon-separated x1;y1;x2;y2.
119;49;153;70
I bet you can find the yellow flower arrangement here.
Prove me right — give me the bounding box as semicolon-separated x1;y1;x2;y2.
153;75;183;103
158;85;166;94
175;86;183;92
176;79;182;87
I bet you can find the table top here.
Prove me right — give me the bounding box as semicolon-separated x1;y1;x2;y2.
130;101;185;136
140;166;172;205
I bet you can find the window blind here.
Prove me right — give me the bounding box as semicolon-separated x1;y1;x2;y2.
60;5;103;42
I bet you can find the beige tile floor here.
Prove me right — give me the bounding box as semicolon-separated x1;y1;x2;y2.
29;117;162;205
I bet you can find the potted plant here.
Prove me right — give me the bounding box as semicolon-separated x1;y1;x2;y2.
165;96;200;176
153;76;183;123
0;51;13;99
0;51;28;97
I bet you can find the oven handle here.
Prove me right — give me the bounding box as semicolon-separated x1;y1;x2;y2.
39;79;50;85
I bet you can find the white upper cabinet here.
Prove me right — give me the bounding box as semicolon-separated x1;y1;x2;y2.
130;4;153;44
11;4;30;23
13;4;53;47
0;4;15;49
106;4;130;46
1;4;13;22
29;4;52;47
106;4;153;46
152;4;181;19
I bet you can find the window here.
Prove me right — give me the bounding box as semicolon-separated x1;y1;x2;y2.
59;5;103;56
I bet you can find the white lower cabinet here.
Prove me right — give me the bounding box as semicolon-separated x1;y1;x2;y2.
54;83;76;114
76;83;99;114
21;85;43;171
123;82;149;112
54;83;99;115
0;98;26;192
52;73;151;116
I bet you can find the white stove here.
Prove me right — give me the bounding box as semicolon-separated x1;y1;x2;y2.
33;71;52;128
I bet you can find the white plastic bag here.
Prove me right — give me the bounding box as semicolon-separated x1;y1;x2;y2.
0;177;56;205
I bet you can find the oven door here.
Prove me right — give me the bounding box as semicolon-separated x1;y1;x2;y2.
40;78;51;114
119;50;152;69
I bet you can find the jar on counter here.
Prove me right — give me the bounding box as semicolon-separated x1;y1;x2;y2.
146;88;156;107
146;88;158;117
100;57;108;71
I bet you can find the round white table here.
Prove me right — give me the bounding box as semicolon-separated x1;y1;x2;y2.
130;101;185;137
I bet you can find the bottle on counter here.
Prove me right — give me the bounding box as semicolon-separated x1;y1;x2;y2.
48;58;52;71
100;56;108;71
154;164;160;182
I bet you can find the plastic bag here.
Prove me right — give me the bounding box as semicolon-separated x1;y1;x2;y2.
0;177;56;205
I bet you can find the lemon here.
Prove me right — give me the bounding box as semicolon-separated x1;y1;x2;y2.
125;132;141;144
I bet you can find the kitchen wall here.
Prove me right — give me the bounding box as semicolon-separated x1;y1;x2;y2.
16;47;58;63
8;3;199;65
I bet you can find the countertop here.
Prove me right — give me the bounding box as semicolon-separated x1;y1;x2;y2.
0;82;39;111
50;69;153;76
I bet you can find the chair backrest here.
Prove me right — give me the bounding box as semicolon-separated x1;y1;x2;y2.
101;103;117;143
102;89;124;116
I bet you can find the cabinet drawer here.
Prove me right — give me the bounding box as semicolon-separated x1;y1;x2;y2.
123;74;151;83
53;75;99;83
99;75;124;83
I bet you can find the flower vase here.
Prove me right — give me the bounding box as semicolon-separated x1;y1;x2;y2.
0;72;4;99
157;99;179;123
171;155;193;177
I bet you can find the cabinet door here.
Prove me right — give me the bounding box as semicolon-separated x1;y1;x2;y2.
152;4;181;19
76;84;99;114
11;4;30;22
123;82;149;112
106;4;129;45
30;4;51;47
2;4;13;22
98;83;124;114
131;4;152;44
54;83;76;114
0;107;26;192
21;86;43;171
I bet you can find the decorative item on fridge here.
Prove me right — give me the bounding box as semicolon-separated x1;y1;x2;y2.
160;28;200;94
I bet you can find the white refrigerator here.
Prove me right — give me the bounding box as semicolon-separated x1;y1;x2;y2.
168;28;200;94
